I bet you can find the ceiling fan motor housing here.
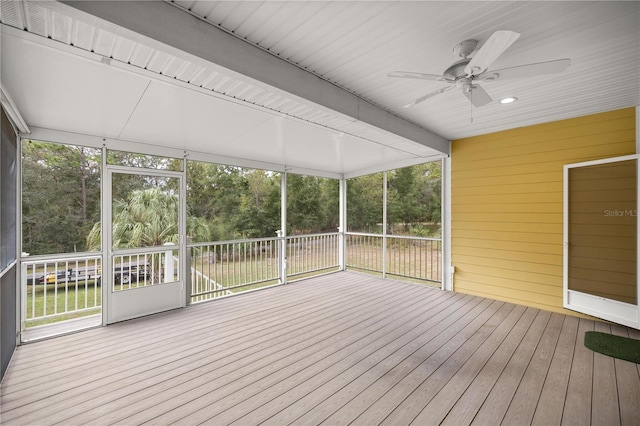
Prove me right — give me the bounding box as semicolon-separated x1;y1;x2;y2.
443;59;472;81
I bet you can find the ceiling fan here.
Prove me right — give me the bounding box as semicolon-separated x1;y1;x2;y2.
389;30;571;108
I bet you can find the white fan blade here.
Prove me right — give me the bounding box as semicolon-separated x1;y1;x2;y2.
403;86;454;108
464;30;521;76
462;84;492;107
388;71;443;81
478;58;571;81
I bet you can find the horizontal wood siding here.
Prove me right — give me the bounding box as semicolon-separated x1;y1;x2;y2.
451;107;636;315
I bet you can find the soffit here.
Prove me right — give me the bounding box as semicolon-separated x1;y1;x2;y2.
0;1;446;179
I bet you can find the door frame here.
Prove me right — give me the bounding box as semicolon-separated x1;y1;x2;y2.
102;164;187;325
563;153;639;329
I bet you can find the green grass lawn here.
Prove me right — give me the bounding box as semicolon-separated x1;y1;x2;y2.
25;281;102;327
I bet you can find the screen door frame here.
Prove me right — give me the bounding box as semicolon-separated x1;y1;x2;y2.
563;154;639;329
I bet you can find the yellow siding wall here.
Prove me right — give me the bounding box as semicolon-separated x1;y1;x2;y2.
451;107;637;315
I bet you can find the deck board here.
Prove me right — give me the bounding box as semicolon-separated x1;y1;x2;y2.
561;318;594;425
440;307;539;426
591;322;622;425
469;309;551;425
270;294;484;426
531;315;579;425
1;271;639;426
611;325;640;426
501;312;565;425
409;304;528;425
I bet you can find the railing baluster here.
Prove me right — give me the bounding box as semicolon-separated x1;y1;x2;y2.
22;255;103;326
344;232;442;284
186;233;340;303
30;264;35;319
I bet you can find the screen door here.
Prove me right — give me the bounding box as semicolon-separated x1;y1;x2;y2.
564;155;638;329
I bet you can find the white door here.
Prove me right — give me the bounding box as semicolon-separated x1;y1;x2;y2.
564;155;639;329
105;167;186;324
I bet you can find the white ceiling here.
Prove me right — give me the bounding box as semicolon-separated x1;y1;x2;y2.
1;1;639;178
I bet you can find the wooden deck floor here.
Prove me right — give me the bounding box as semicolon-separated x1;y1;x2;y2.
1;271;639;425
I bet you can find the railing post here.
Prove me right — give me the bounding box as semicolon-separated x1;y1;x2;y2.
185;237;192;305
339;178;347;271
20;261;27;337
163;242;174;283
276;230;287;284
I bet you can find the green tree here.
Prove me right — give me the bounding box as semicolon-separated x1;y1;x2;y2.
417;161;442;224
388;166;421;233
22;141;100;255
186;162;245;241
347;172;383;233
318;178;339;231
86;187;210;250
287;174;322;234
232;169;281;238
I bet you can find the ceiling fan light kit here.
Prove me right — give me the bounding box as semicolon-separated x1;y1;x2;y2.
389;30;570;109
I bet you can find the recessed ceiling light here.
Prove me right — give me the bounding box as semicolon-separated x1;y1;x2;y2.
500;96;518;104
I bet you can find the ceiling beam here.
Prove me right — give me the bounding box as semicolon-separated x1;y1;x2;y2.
60;0;449;154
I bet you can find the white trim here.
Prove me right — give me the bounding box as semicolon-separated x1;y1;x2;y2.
442;154;453;292
4;23;442;180
382;171;388;279
338;178;347;271
0;260;17;281
25;127;345;179
59;0;449;154
563;161;570;311
563;154;640;329
104;167;186;324
636;105;639;154
565;153;638;169
0;84;29;134
566;290;638;329
101;146;108;327
280;172;288;285
343;154;446;180
16;136;22;345
3;23;437;173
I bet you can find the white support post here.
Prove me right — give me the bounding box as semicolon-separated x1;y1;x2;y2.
382;171;387;279
101;145;108;326
279;171;288;284
442;154;453;291
16;134;23;345
338;178;347;270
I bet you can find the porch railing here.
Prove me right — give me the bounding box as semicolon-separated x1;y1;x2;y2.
21;253;102;327
189;237;281;303
188;233;341;303
112;246;180;291
346;232;442;284
286;232;340;278
20;232;442;324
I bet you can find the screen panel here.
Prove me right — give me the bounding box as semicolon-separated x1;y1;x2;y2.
1;107;17;272
568;159;637;305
